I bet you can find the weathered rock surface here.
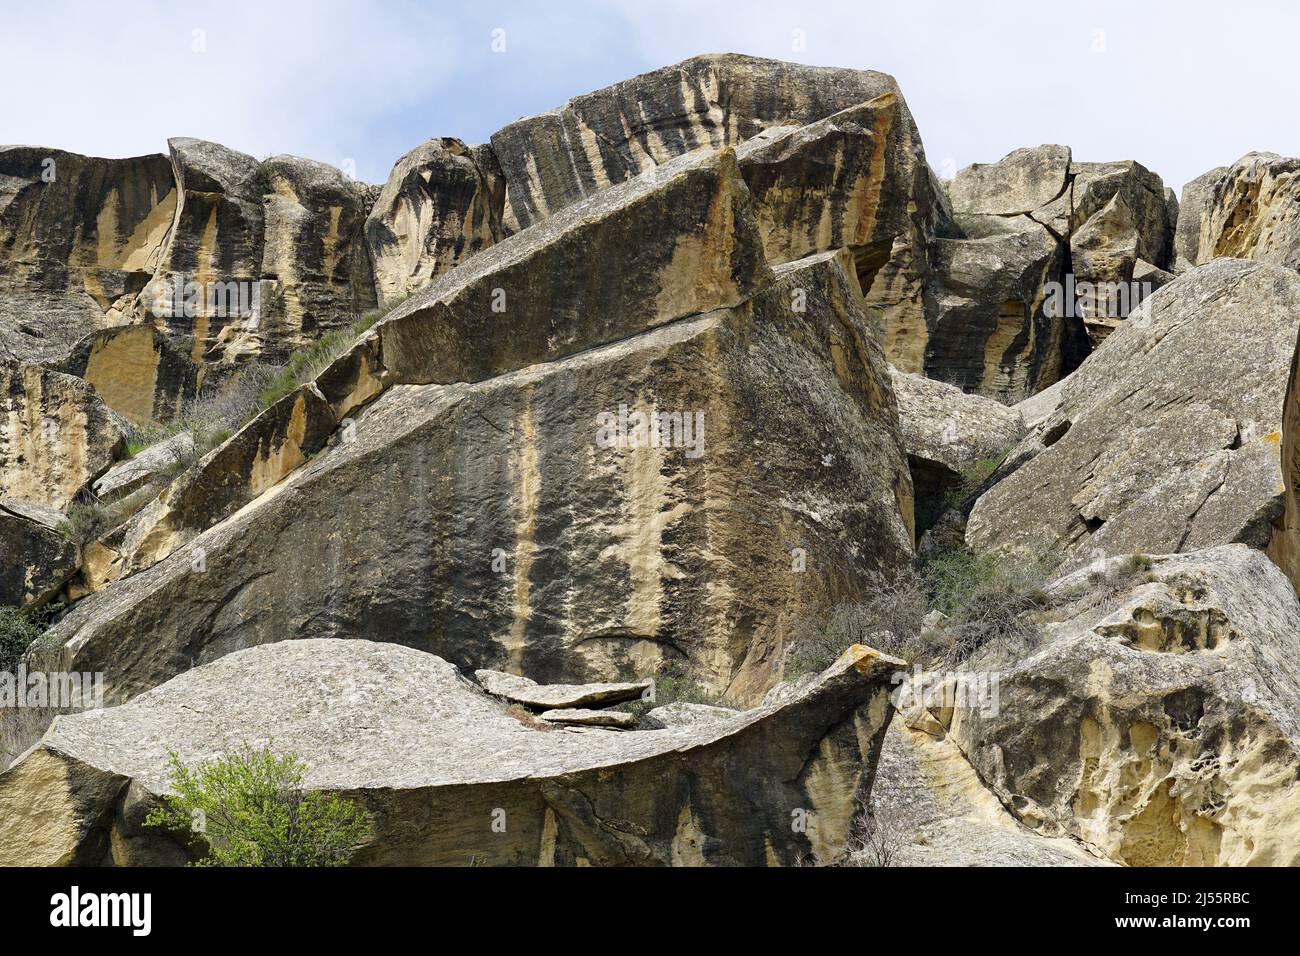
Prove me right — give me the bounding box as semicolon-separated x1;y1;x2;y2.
475;669;650;709
950;547;1300;866
873;723;1106;865
365;138;504;308
538;708;638;728
0;639;905;866
949;145;1071;217
489;53;900;232
1174;165;1229;269
1194;152;1300;272
3;248;915;763
369;145;771;387
0;499;77;608
641;701;740;730
50;324;196;425
967;259;1300;567
0;362;126;510
90;432;195;504
0;146;176;363
889;366;1023;534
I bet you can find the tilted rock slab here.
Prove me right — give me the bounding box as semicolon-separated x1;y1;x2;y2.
0;146;177;363
967;259;1300;567
2;249;916;763
1173;164;1229;269
0;639;905;866
0;362;126;510
488;53;900;232
365;138;505;309
475;669;650;709
0;499;78;608
949;547;1300;866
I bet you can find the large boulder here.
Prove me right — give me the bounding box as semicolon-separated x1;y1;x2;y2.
1194;152;1300;272
0;146;177;363
488;53;900;232
948;144;1071;217
949;547;1300;866
967;259;1300;567
364;138;505;309
0;362;126;510
0;638;905;866
0;499;78;608
50;324;197;425
1173;165;1229;270
3;248;916;763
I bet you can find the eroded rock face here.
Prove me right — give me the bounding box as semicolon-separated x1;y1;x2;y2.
949;547;1300;866
51;325;196;425
889;367;1023;535
0;147;176;364
489;53;900;232
365;138;505;308
3;248;915;763
949;145;1071;216
967;259;1300;567
1195;152;1300;273
0;362;126;510
0;639;904;866
475;670;650;709
1174;165;1229;270
0;499;78;608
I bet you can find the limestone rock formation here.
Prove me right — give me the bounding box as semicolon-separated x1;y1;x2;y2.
50;325;197;425
1194;152;1300;272
0;146;176;364
0;639;904;866
949;547;1300;866
0;499;78;608
967;259;1300;567
0;362;126;510
489;53;900;232
365;138;505;308
2;246;915;765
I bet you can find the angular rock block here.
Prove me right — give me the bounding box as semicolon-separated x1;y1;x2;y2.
1195;152;1300;272
51;324;197;425
0;499;78;608
967;259;1300;567
0;362;126;510
4;249;915;763
0;639;905;866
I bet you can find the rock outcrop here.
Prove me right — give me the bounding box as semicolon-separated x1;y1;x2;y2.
0;147;176;364
949;547;1300;866
0;362;126;510
1193;152;1300;272
365;138;504;308
1174;165;1229;269
0;639;904;866
50;325;197;425
474;669;650;709
967;259;1300;567
0;499;78;608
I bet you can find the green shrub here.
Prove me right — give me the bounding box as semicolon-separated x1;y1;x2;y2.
920;546;1051;664
60;486;159;545
145;745;367;867
0;606;43;674
789;575;930;674
942;449;1010;510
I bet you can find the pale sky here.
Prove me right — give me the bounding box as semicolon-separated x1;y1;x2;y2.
3;0;1296;195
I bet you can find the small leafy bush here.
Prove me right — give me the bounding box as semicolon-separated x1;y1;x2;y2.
0;606;43;674
145;745;368;867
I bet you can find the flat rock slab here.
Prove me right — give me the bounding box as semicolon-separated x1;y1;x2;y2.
476;669;650;710
0;638;905;866
539;708;638;729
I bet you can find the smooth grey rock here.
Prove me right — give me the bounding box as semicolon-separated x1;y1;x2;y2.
538;708;638;728
949;145;1072;217
967;259;1300;567
1174;165;1229;269
0;499;77;608
91;433;195;504
0;638;905;866
640;702;739;730
476;669;649;709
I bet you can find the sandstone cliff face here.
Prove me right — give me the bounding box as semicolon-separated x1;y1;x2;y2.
0;362;125;510
0;146;176;363
950;547;1300;866
50;325;196;425
1193;152;1300;272
0;639;904;866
